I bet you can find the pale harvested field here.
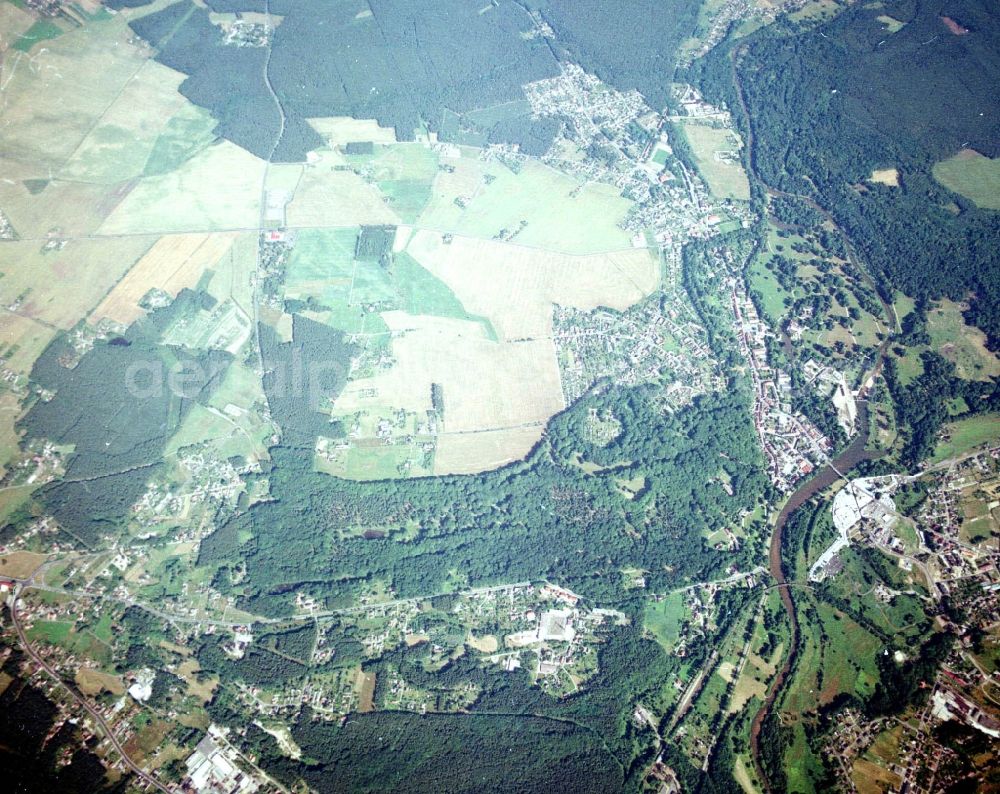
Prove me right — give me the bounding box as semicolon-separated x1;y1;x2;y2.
285;153;400;227
406;229;659;340
0;237;154;328
60;60;193;184
307;117;398;145
91;233;238;325
100;141;266;234
76;668;125;697
0;12;149;168
870;168;900;186
0;2;36;48
434;425;546;475
0;312;57;375
728;670;767;714
418;156;635;254
0;550;47;579
336;312;564;434
0;160;138;238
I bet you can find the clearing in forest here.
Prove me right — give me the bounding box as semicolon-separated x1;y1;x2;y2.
933;149;1000;209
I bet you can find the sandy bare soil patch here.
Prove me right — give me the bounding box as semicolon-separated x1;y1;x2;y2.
870;168;900;186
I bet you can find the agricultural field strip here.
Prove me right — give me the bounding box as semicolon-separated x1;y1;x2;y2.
9;224;650;258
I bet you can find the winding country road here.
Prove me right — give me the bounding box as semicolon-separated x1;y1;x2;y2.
8;589;175;793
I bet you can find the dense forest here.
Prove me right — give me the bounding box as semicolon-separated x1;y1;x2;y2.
694;0;1000;347
124;0;705;160
15;292;231;546
198;354;767;616
0;640;129;793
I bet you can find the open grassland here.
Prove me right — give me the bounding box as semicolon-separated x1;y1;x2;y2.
0;160;137;238
0;312;57;374
345;143;439;222
100;141;266;234
91;233;238;325
0;236;153;328
165;403;239;456
179;660;218;704
336;312;564;436
643;592;687;651
405;230;659;340
933;149;1000;209
926;298;1000;381
0;1;36;46
285;149;401;227
675;120;751;201
931;413;1000;463
0;9;150;168
204;361;272;461
0;392;26;479
784;601;880;719
433;425;545;475
205;232;257;314
27;619;111;664
284;228;494;337
322;227;658;476
876;14;907;33
59;60;197;184
893;292;916;331
869;167;900;186
418;154;634;254
75;667;125;697
748;256;790;325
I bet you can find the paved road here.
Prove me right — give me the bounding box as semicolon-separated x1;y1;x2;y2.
8;590;175;794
